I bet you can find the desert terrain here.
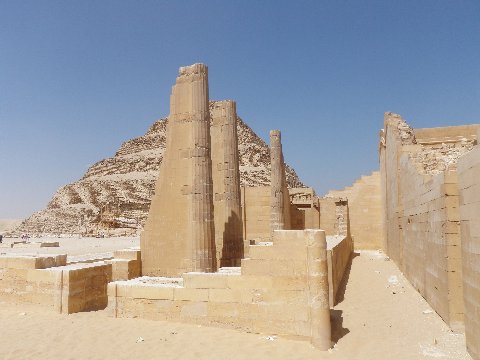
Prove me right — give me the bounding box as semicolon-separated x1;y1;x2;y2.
0;219;21;235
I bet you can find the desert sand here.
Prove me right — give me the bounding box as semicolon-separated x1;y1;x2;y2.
0;239;471;359
0;219;21;234
0;236;138;256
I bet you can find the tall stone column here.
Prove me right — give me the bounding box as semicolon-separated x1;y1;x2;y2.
270;130;291;235
140;63;216;276
210;100;244;267
306;229;331;350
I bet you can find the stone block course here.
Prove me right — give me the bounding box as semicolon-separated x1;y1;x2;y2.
113;248;141;261
0;256;111;314
240;258;307;276
459;145;480;358
183;273;229;289
381;114;474;338
109;229;333;350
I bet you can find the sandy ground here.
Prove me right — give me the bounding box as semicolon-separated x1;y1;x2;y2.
0;237;139;257
0;219;21;234
0;246;472;359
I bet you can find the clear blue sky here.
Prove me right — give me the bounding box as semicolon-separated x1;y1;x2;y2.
1;0;479;218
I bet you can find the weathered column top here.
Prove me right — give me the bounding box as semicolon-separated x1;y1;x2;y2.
210;100;237;118
270;130;281;143
178;63;208;78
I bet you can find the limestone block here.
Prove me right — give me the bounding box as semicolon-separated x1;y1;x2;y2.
0;255;57;270
271;230;307;247
173;288;209;302
26;269;58;283
0;257;35;269
124;285;175;300
240;258;307;276
182;273;229;289
107;259;141;281
226;275;273;289
249;289;308;304
55;255;67;267
107;282;117;297
248;244;306;260
57;262;112;314
114;249;141;262
39;241;60;247
180;301;208;318
271;276;309;290
207;288;251;303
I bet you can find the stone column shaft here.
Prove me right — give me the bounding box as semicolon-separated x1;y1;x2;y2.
306;230;331;350
270;130;290;235
141;63;216;276
210;100;243;267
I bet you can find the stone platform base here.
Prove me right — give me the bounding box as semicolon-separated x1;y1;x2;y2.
108;230;334;350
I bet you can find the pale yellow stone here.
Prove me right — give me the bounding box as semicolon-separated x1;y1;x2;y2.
141;63;216;276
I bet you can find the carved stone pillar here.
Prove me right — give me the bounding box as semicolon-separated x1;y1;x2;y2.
141;63;216;276
210;100;243;266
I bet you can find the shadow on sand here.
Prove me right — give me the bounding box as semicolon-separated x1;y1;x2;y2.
335;251;360;305
330;251;360;343
330;309;349;343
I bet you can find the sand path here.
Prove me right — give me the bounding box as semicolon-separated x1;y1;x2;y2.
0;250;471;359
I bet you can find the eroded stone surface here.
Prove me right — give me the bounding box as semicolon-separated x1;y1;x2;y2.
140;63;216;276
210;100;244;267
270;130;291;235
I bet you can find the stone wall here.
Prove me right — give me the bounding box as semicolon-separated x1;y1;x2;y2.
326;172;383;249
240;186;293;246
327;235;353;307
108;230;332;350
458;141;480;359
241;186;350;245
319;197;349;237
241;186;272;245
398;164;463;329
0;254;111;314
380;113;478;332
107;248;142;281
289;188;320;230
290;205;306;230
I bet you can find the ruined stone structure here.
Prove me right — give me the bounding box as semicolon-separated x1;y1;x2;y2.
210;101;243;267
458;131;480;359
380;112;480;359
241;185;353;251
108;229;333;350
269;130;291;235
0;63;364;353
326;172;383;249
289;188;320;230
0;254;111;314
141;64;216;276
107;64;347;350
